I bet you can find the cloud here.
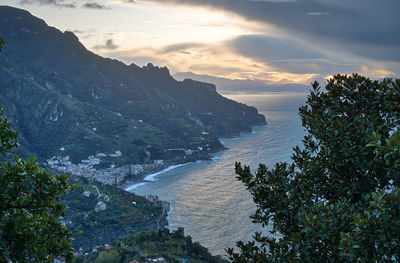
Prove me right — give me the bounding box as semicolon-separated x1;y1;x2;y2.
160;42;205;54
82;2;109;9
228;35;360;74
93;39;119;50
145;0;400;62
98;39;316;83
66;28;98;34
19;0;76;8
19;0;113;9
306;12;329;16
231;35;321;61
188;64;247;75
68;29;85;34
97;30;397;84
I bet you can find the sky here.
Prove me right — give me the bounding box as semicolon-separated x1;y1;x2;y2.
0;0;399;85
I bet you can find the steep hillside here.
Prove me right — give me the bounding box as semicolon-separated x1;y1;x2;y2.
0;6;266;168
63;178;169;252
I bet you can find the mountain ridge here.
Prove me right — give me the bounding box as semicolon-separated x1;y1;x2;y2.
0;6;266;182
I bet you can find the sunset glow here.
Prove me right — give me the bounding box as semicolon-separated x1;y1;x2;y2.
1;0;398;85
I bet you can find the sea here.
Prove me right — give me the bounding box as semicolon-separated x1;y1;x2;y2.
127;91;309;256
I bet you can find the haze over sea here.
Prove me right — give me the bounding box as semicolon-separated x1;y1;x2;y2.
128;91;308;256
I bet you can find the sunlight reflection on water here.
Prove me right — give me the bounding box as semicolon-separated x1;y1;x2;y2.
128;92;308;256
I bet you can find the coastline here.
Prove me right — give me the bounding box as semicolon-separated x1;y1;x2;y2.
122;150;228;193
121;122;267;256
124;162;193;191
122;123;266;193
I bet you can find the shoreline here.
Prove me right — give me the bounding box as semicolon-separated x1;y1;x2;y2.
122;124;265;193
120;148;228;192
121;122;265;256
124;162;193;191
122;149;230;193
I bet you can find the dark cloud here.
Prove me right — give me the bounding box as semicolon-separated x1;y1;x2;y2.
66;28;98;34
147;0;400;62
160;42;204;54
232;35;321;61
229;35;358;74
82;2;109;9
122;0;135;3
19;0;112;9
19;0;76;8
188;64;248;75
306;12;329;16
93;39;119;50
68;29;85;34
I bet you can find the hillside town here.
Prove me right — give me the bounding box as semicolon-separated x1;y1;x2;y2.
47;151;166;185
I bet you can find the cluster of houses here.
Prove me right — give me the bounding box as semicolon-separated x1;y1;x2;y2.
47;152;166;185
82;187;111;212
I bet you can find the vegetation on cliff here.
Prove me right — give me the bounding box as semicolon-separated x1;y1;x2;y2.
75;229;228;263
63;178;169;253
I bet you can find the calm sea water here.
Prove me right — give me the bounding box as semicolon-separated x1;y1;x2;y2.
128;92;308;256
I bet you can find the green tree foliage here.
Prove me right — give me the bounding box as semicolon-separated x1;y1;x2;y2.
0;37;74;263
0;37;4;52
77;229;227;263
228;74;400;262
94;250;122;263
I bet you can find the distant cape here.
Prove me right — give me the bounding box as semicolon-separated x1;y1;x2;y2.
173;72;310;93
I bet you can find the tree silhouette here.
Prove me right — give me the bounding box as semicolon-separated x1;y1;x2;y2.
0;37;74;263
